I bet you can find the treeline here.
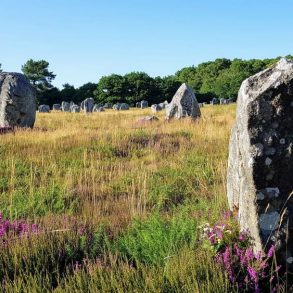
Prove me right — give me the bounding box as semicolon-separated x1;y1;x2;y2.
40;74;180;107
175;56;292;101
2;56;292;106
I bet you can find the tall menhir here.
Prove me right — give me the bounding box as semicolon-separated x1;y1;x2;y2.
227;58;293;271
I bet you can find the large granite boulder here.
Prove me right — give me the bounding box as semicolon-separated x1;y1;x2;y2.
38;105;50;113
0;72;36;127
166;83;201;120
227;58;293;270
81;98;95;113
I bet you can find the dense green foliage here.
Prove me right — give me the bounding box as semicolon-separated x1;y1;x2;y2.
14;55;293;106
175;56;293;101
21;59;56;92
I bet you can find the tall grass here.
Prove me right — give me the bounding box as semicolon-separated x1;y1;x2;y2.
0;105;238;292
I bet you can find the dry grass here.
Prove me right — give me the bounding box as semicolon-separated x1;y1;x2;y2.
0;104;237;292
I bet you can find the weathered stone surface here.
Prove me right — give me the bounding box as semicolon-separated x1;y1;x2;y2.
151;104;162;113
210;97;219;105
70;103;78;112
81;98;95;113
61;101;70;112
140;100;148;109
71;105;80;113
120;103;129;110
38;105;50;113
52;104;61;111
113;103;130;111
93;104;105;112
113;103;121;111
136;102;141;108
165;83;201;120
227;58;293;270
159;101;168;109
0;72;36;127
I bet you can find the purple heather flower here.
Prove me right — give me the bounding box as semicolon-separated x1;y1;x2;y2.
247;266;258;282
267;245;275;258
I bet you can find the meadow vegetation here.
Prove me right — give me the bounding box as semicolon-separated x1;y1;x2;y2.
0;104;279;292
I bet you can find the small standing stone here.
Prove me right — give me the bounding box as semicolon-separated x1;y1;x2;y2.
165;83;201;120
52;104;61;111
38;105;50;113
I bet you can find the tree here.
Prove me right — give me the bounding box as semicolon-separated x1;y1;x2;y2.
76;82;97;103
124;72;155;104
95;74;127;103
0;63;2;72
154;76;181;103
60;83;77;102
21;59;56;92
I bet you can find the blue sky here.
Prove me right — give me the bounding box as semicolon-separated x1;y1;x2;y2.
1;0;292;88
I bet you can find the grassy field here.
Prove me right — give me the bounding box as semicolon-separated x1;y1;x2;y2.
0;105;237;292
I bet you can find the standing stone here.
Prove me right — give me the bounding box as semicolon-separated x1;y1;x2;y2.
0;72;36;128
93;104;105;112
227;58;293;271
61;101;70;112
38;105;50;113
211;97;219;105
81;98;95;113
113;103;121;111
136;102;141;108
159;101;168;109
165;83;201;120
140;100;148;109
70;103;78;112
151;104;162;113
227;98;235;104
119;103;129;110
71;105;80;113
52;104;61;111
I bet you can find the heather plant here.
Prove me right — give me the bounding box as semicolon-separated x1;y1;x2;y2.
201;212;285;292
0;106;240;292
0;212;38;241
